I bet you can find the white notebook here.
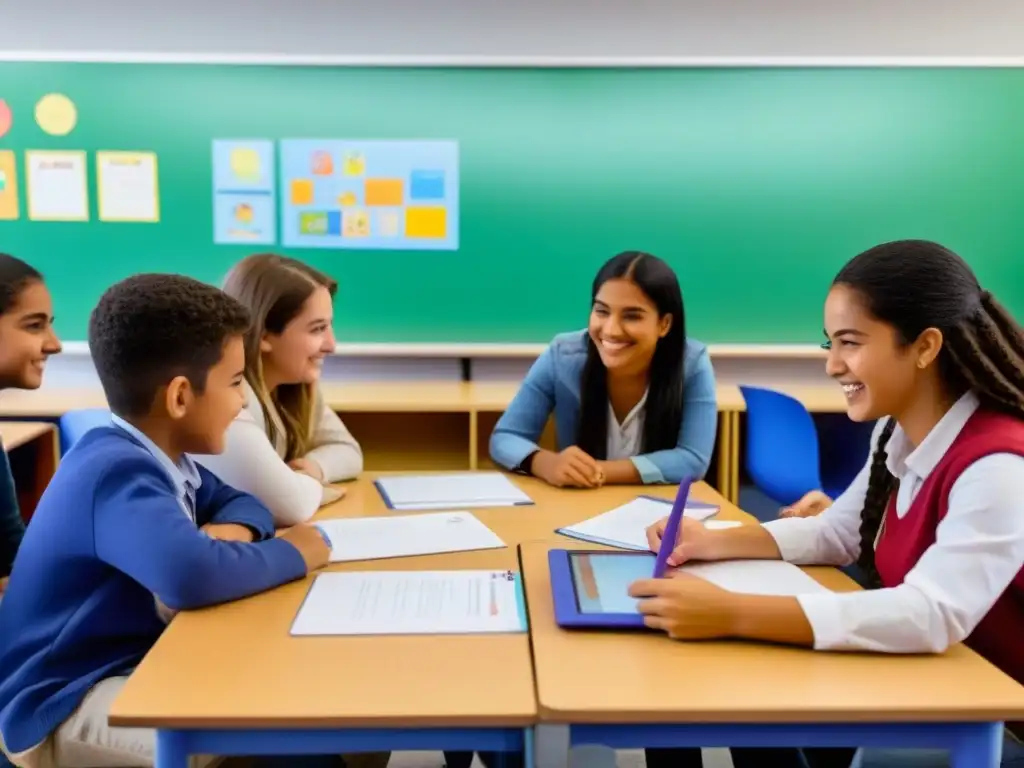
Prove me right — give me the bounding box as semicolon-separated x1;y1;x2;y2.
374;472;534;510
291;570;527;636
316;511;507;563
556;495;720;551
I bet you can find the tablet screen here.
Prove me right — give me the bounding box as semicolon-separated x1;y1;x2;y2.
568;552;655;614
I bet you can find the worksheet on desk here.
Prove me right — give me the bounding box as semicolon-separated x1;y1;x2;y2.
557;495;720;551
290;570;527;636
316;511;507;563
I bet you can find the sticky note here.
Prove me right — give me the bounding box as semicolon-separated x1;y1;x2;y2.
405;206;446;239
299;211;328;235
378;210;400;237
365;179;403;207
291;179;314;205
34;93;77;136
343;152;366;176
410;170;445;200
0;150;19;220
311;150;333;175
326;211;342;236
230;148;262;184
0;100;11;139
343;209;370;237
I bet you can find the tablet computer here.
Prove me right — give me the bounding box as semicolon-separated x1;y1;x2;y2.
549;548;657;629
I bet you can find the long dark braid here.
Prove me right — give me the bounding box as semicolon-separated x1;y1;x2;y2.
835;241;1024;588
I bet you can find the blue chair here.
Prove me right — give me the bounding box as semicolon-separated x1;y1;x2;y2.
739;385;868;507
58;407;112;454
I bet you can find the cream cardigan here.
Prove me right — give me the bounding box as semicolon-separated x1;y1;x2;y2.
194;382;363;525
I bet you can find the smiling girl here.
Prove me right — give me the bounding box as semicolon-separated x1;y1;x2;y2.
194;254;363;526
0;254;61;597
489;250;718;488
638;240;1024;767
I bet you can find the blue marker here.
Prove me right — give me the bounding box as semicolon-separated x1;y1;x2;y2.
652;476;693;578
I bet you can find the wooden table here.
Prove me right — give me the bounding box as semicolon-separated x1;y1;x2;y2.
109;474;540;767
520;510;1024;768
0;422;59;519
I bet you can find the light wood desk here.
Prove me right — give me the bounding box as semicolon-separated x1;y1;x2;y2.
0;421;59;518
520;485;1024;767
109;474;538;766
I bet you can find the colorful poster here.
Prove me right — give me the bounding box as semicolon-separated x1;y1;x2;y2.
97;151;160;222
280;139;459;250
211;139;276;245
0;150;19;220
25;150;89;221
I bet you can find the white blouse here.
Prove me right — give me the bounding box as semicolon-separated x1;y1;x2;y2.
194;382;363;526
606;390;648;461
762;391;1024;654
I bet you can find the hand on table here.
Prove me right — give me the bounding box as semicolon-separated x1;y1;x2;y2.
531;447;605;488
779;490;832;518
629;572;737;640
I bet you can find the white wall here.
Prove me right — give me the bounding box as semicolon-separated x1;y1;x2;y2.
0;1;1003;390
1;0;1022;60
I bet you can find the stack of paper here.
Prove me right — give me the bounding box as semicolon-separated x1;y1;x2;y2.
315;511;507;563
374;472;533;510
556;495;720;551
291;570;527;636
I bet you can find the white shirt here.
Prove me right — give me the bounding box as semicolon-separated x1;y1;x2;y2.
763;391;1024;654
195;382;363;526
607;390;648;461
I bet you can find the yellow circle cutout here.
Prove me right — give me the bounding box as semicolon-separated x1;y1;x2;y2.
35;93;78;136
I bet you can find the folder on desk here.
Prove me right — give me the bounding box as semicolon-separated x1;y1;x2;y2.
556;495;719;551
290;570;529;636
374;472;534;511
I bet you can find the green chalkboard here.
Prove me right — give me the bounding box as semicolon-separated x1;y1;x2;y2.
0;63;1021;343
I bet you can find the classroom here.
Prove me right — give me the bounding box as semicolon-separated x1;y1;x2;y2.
0;2;1023;768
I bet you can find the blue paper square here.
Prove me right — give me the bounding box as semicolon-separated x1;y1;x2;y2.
410;170;445;200
326;210;342;236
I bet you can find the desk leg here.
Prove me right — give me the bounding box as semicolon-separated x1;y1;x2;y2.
951;721;1004;767
155;730;189;768
534;725;569;768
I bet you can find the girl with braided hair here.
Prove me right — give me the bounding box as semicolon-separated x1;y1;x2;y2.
635;240;1024;766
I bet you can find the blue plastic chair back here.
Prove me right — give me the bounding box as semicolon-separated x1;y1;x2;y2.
58;407;112;454
739;385;823;506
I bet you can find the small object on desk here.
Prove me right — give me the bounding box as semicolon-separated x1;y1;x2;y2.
652;476;692;578
703;520;742;529
555;493;718;551
374;472;534;510
315;511;507;563
549;550;829;630
290;570;528;636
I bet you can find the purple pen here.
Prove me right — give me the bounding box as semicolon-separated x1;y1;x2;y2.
652;476;693;578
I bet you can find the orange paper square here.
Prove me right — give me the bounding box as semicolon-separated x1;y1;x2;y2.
365;179;403;207
405;206;447;239
291;179;314;205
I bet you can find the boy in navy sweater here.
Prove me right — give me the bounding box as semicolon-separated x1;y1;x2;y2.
0;274;331;767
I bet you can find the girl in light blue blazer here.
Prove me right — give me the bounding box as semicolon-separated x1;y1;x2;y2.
490;250;718;488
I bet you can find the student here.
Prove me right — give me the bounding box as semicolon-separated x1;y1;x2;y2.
195;253;362;526
636;240;1024;767
489;250;718;488
0;274;331;767
0;254;61;599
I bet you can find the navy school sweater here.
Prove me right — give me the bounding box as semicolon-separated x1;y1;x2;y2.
0;426;307;753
